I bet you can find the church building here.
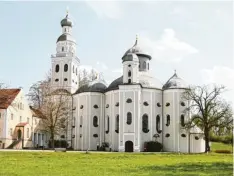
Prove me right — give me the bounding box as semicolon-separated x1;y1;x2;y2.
50;12;205;153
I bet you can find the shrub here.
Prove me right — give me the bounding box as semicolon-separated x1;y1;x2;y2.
210;134;233;145
214;150;232;154
145;141;163;152
49;140;68;148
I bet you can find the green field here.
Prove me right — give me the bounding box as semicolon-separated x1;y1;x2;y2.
0;143;232;176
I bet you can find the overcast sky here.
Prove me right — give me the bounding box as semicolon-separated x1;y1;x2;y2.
0;1;233;105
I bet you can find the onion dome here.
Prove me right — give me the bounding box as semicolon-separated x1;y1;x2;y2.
60;14;72;27
122;35;151;61
163;71;188;90
75;79;107;94
57;33;75;43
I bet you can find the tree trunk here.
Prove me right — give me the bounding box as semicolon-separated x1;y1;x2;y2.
51;133;55;149
204;128;210;152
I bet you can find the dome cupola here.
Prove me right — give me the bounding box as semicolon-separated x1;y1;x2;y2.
163;71;188;90
60;14;73;27
122;35;152;61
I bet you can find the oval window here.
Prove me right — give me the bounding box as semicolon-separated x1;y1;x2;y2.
64;64;68;72
106;104;109;108
80;105;83;109
64;78;67;81
115;102;119;107
166;102;170;107
143;101;149;106
157;103;161;107
55;64;59;72
126;98;132;103
181;102;185;106
93;105;99;109
93;134;98;138
181;134;186;137
55;79;59;82
195;136;199;140
165;133;170;137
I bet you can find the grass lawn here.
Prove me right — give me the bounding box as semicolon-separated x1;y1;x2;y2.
0;143;232;176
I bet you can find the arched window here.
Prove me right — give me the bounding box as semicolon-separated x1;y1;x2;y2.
93;116;98;127
62;47;64;52
128;79;131;84
76;68;77;75
73;66;75;73
93;105;99;109
128;70;131;77
64;28;66;32
64;64;68;72
143;61;146;69
80;116;83;127
106;116;109;134
156;115;161;133
55;64;59;72
115;115;119;133
166;115;170;126
142;114;149;133
181;114;185;127
127;112;132;125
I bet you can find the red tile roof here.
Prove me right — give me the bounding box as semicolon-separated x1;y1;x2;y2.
0;89;21;109
16;122;28;127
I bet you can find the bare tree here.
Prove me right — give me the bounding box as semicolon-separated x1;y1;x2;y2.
28;77;72;149
182;85;233;152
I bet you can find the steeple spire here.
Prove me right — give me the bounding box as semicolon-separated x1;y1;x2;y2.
66;6;69;17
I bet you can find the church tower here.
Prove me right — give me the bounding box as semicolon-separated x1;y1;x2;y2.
51;11;80;94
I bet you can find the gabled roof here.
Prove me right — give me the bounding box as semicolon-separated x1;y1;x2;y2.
30;106;46;119
0;89;21;109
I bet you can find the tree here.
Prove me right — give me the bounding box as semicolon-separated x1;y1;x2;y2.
28;76;72;149
182;85;233;152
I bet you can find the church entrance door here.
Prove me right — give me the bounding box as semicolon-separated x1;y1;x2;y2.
125;141;133;152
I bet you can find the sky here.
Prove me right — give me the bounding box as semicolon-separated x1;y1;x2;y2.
0;1;233;105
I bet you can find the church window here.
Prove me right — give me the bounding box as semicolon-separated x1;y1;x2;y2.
80;105;83;109
181;102;185;106
93;134;98;138
128;64;131;67
64;64;68;72
143;101;149;106
93;116;98;127
181;134;186;137
106;116;109;134
55;79;59;82
128;79;131;84
156;115;161;133
115;115;119;133
142;114;149;133
106;104;109;108
126;98;132;103
128;70;131;77
165;133;170;137
157;103;161;107
80;116;83;127
115;102;119;107
73;66;75;73
64;28;66;32
62;47;64;52
64;78;67;81
55;64;59;72
143;61;146;69
166;102;170;107
181;114;185;127
166;115;170;126
195;136;199;140
127;112;132;125
93;105;99;109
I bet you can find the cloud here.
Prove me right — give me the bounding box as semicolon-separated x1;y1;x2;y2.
201;66;234;89
139;29;199;62
84;1;123;19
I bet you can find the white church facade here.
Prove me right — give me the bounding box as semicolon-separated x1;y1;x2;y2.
50;13;205;153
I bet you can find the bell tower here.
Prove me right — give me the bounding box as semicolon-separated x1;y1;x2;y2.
51;11;80;94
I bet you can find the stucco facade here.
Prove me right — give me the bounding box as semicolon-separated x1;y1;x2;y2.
50;13;205;153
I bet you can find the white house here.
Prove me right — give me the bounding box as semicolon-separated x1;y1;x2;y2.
48;12;205;153
0;89;48;149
